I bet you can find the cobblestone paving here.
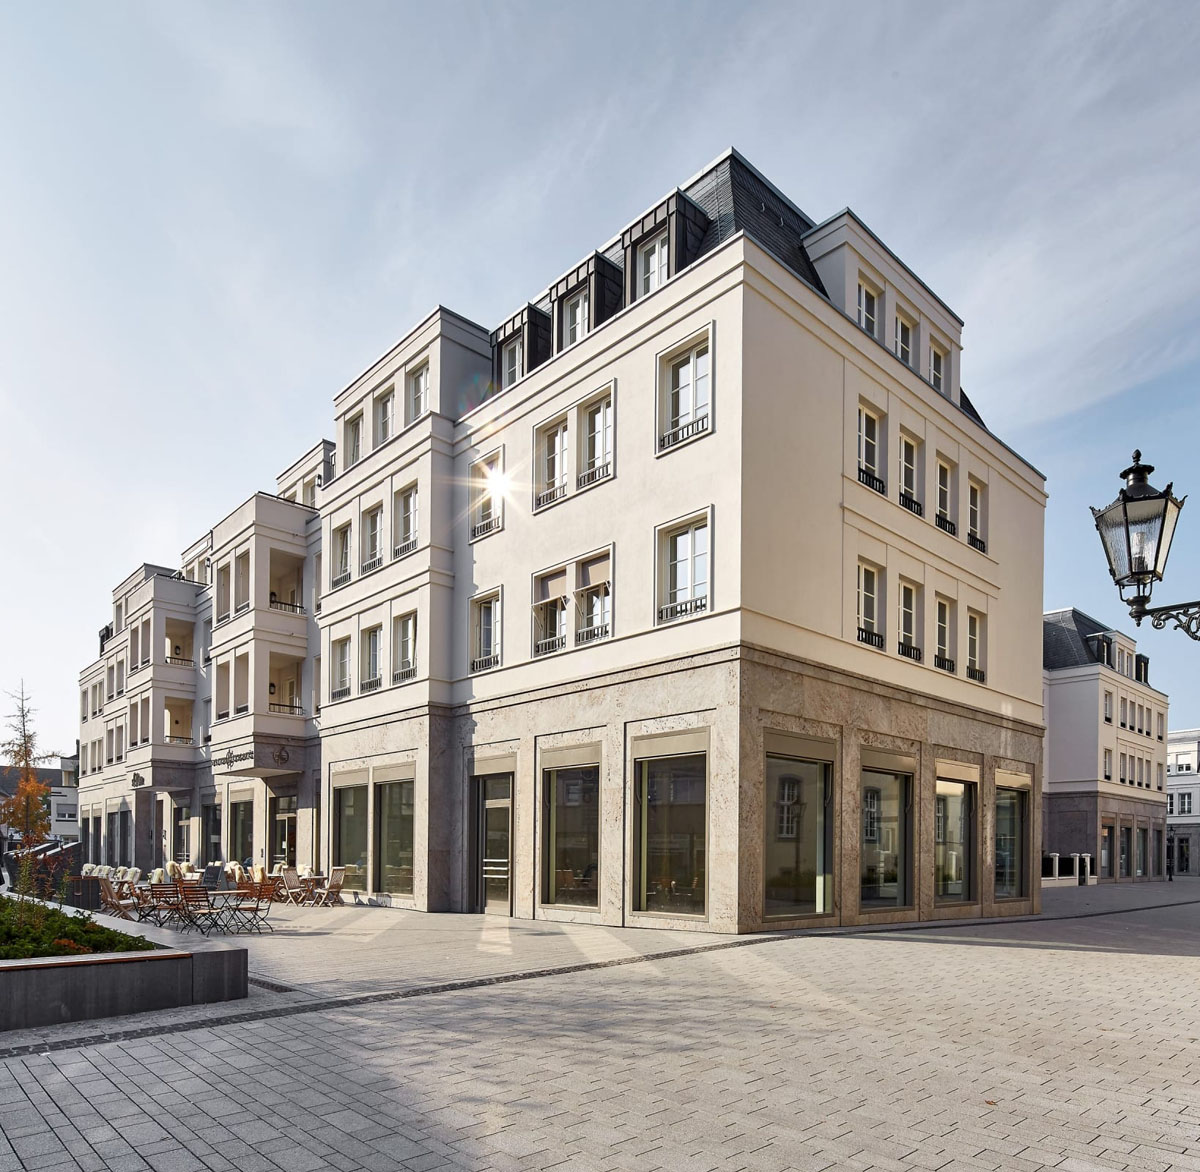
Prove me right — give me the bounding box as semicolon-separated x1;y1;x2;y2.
3;888;1200;1171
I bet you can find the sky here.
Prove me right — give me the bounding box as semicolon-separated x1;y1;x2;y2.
2;0;1200;752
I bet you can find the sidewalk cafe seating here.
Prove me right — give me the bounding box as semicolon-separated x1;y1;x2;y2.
311;866;346;906
98;876;137;920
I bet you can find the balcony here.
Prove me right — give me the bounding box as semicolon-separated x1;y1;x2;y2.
269;702;305;715
331;685;351;701
361;676;382;694
535;635;566;657
392;664;416;684
165;736;194;746
471;515;500;541
935;512;957;537
361;555;384;575
858;466;886;495
393;539;417;560
967;666;986;683
535;483;566;510
899;491;923;517
898;641;923;662
934;654;956;673
967;532;987;553
659;414;709;451
658;595;707;623
471;653;500;673
576;623;609;645
166;656;194;668
577;462;611;489
857;627;885;649
268;599;305;615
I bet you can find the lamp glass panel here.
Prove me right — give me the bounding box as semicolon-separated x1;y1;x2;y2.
1124;495;1168;581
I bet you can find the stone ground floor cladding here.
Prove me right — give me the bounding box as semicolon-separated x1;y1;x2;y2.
1043;789;1168;882
319;643;1043;933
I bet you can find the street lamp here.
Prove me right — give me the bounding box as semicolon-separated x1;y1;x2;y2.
1091;450;1196;636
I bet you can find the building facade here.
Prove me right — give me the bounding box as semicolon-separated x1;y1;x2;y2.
1166;730;1200;876
1042;609;1168;881
77;150;1046;931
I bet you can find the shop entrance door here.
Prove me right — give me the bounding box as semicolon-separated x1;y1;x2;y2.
479;775;512;915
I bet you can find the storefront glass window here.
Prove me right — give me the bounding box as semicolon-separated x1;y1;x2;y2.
544;766;600;907
334;785;368;891
994;788;1026;898
376;781;414;895
764;756;832;917
230;800;254;867
860;770;911;908
934;780;974;901
634;754;705;916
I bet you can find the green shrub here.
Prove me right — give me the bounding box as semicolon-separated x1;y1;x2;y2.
0;895;158;960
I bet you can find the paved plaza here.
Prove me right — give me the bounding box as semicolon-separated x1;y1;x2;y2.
2;883;1200;1172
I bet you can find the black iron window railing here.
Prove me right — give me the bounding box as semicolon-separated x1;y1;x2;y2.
534;635;566;656
234;600;250;615
658;595;707;623
269;599;305;614
361;676;382;693
392;664;416;684
331;685;351;701
331;570;351;589
166;656;194;667
898;641;922;662
967;666;986;683
857;626;885;649
234;703;249;715
471;515;500;540
967;532;987;553
858;466;886;495
393;539;417;559
361;555;383;575
535;483;566;509
659;414;709;452
471;653;500;673
934;654;955;673
936;512;957;536
899;491;923;516
577;462;611;489
269;702;304;715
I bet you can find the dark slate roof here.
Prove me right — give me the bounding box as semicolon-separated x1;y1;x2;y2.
0;766;62;797
1043;608;1114;671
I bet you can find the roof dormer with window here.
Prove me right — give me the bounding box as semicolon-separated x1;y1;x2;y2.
490;304;551;392
547;252;623;353
619;190;710;308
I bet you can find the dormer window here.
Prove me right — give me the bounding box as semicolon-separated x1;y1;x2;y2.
930;345;945;392
640;233;668;295
503;338;523;389
895;315;913;366
564;289;589;346
857;282;878;338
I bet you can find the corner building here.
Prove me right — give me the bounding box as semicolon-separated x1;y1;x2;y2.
78;150;1046;930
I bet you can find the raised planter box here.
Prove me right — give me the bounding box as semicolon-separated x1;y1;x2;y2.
0;906;247;1032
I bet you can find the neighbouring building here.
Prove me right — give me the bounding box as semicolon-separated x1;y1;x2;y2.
76;149;1046;932
0;756;78;846
1167;730;1200;876
1042;609;1168;881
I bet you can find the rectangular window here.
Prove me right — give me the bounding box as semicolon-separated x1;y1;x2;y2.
856;563;883;648
564;289;589;346
860;770;911;908
536;420;568;508
1103;748;1112;780
934;779;974;902
374;388;394;448
470;453;502;539
332;637;351;700
1181;792;1193;815
406;364;429;425
533;567;569;656
361;625;381;691
393;484;418;557
857;407;880;479
392;612;416;683
229;800;253;868
502;338;523;389
660;517;708;623
472;593;501;672
899;435;920;512
895;316;912;365
857;282;877;337
1157;712;1164;740
332;524;351;587
764;755;833;918
1120;697;1127;727
344;414;362;468
1119;824;1132;877
579;393;613;487
361;507;383;573
1120;752;1127;783
994;788;1027;898
898;581;919;659
633;753;705;915
936;461;955;534
1158;763;1164;790
966;612;985;682
1104;691;1113;723
1136;826;1148;877
968;482;986;551
930;345;945;392
303;478;317;507
376;781;414;896
640;233;668;295
334;785;368;892
660;341;710;450
576;553;611;644
543;765;600;908
1168;792;1175;815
